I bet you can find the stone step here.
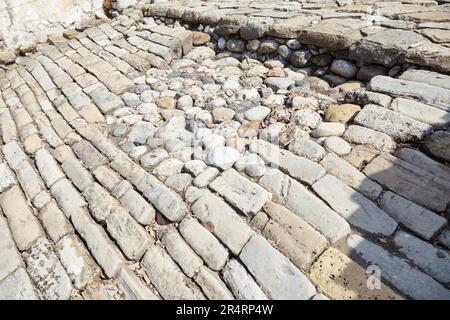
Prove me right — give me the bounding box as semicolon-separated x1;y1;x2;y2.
363;153;450;213
381;191;447;241
259;169;350;243
393;231;450;286
369;76;450;112
394;148;450;182
400;69;450;91
342;234;450;300
353;104;432;142
313;174;398;236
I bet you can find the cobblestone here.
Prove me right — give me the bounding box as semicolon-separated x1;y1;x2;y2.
0;2;449;299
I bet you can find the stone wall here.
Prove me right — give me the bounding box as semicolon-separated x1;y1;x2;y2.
0;0;105;49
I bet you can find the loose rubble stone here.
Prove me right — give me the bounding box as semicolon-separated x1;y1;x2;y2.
330;59;358;79
324;104;361;124
205;146;240;170
0;51;16;64
324;136;352;156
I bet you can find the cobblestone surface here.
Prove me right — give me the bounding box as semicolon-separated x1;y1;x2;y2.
0;1;449;300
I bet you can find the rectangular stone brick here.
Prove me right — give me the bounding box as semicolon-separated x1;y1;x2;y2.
194;266;234;300
221;259;268;300
240;235;316;300
209;168;272;216
191;191;254;255
71;208;125;278
55;234;101;289
38;201;74;243
0;216;23;281
23;238;73;300
381;191;446;241
262;201;328;270
35;148;65;186
117;266;158;300
370;75;450;112
141;245;205;300
312;174;398;236
51;178;87;217
112;180;155;226
105;208;154;260
0;268;39;300
250;139;326;185
0;185;44;251
342;234;450;300
310;248;402;300
137;173;188;222
259;169;350;243
393;231;450;286
320;153;382;200
364;153;450;212
179;216;229;271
